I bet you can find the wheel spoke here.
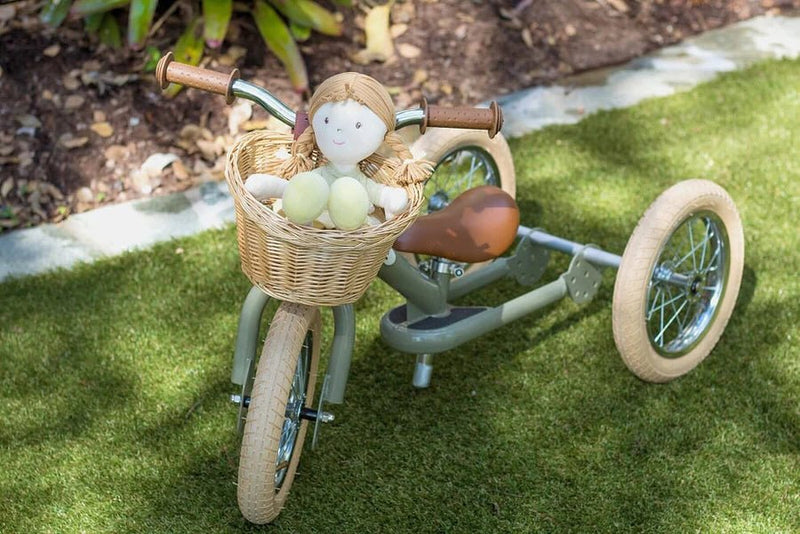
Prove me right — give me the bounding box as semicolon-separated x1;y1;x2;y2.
647;285;663;320
699;223;709;271
654;299;689;345
674;232;712;270
649;289;686;318
665;286;686;332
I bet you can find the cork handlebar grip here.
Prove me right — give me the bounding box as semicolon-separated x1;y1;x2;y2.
420;98;503;138
155;52;240;104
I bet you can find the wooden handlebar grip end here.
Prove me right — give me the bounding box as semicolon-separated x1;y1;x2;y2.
418;97;430;135
155;52;174;90
489;101;503;139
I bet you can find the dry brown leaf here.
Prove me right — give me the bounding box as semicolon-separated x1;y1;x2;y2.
63;74;81;91
1;178;13;198
196;139;222;161
565;24;577;36
93;110;107;122
75;187;94;203
521;28;533;48
351;4;395;65
82;60;101;71
172;160;189;180
59;134;89;149
90;122;114;138
390;24;408;39
227;100;253;135
43;183;64;201
16;115;42;128
43;44;61;57
397;43;421;59
104;145;128;161
605;0;629;13
411;69;428;86
64;95;85;110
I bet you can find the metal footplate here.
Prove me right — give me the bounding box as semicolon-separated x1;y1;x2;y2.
562;246;604;304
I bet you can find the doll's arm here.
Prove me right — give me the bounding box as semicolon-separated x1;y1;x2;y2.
244;173;288;201
358;177;408;220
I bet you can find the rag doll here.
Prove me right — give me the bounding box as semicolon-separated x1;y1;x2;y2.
245;72;432;230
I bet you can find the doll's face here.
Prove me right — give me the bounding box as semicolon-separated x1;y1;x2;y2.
312;100;388;166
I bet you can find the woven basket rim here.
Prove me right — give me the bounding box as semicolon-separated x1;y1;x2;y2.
225;130;426;242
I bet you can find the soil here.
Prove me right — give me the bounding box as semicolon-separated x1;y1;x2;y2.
1;0;797;232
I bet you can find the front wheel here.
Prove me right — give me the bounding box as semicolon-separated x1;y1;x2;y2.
237;302;321;524
612;180;744;382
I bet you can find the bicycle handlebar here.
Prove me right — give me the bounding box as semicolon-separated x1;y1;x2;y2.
156;52;240;104
155;53;503;137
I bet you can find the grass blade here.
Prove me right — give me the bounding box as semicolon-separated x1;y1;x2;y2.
202;0;232;48
127;0;158;49
40;0;72;27
71;0;129;17
253;0;308;93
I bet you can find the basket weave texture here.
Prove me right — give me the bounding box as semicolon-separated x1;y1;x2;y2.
225;130;426;306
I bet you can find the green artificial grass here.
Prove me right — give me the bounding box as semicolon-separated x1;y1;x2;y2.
2;58;799;533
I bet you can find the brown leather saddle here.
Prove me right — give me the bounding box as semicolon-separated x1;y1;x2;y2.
393;185;520;263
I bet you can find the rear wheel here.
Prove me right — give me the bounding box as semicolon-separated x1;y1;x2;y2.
411;128;516;209
409;128;517;271
237;302;321;524
612;180;744;382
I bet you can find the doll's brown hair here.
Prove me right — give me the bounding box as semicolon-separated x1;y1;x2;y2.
278;72;432;185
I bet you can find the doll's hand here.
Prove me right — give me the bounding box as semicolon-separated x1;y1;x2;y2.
379;186;409;220
244;173;288;201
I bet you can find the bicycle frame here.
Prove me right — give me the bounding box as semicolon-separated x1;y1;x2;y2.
231;223;623;407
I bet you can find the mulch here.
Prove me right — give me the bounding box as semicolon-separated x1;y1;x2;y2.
1;0;797;232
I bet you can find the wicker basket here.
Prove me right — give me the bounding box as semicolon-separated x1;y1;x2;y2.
225;129;426;306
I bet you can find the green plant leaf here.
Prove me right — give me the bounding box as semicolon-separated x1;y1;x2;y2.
330;0;352;6
269;0;341;36
289;21;311;42
40;0;72;27
127;0;158;49
294;0;342;36
253;0;308;93
202;0;232;48
143;45;161;72
98;12;122;48
267;0;312;27
84;13;104;34
164;18;204;97
71;0;129;17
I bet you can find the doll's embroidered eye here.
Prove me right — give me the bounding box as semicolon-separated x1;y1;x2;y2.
324;117;329;124
355;122;362;129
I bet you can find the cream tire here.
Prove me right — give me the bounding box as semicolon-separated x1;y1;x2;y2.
612;179;744;383
411;127;515;200
408;128;517;271
237;302;320;524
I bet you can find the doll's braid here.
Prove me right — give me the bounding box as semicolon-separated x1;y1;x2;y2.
384;131;434;185
278;127;317;178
